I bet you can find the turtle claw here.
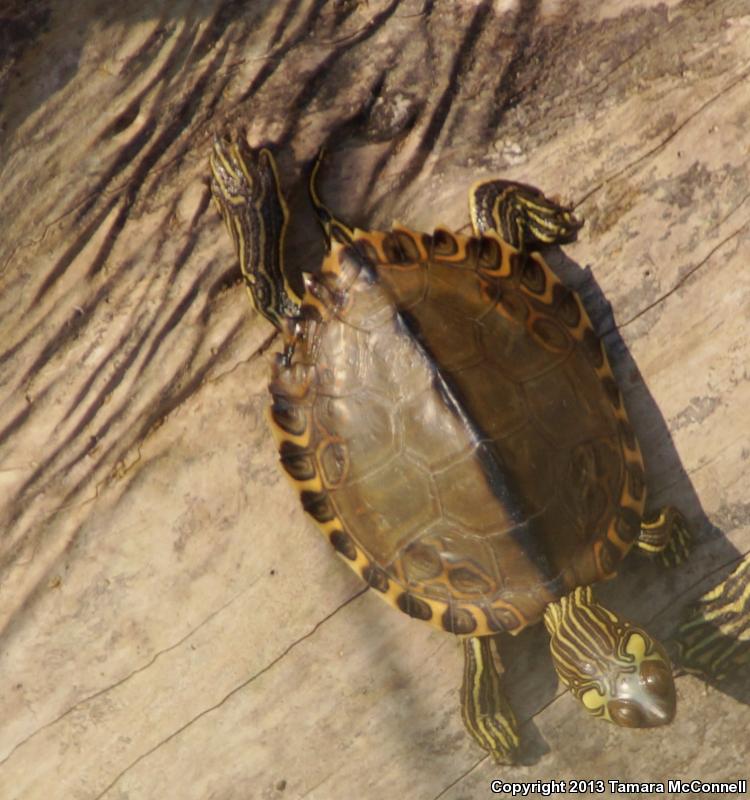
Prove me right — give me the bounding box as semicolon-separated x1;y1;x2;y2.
660;515;692;568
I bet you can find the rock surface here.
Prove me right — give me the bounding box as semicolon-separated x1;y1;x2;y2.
0;1;748;798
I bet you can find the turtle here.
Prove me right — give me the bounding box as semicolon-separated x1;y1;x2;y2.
208;133;692;763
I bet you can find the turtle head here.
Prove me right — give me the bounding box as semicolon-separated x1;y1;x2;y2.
544;586;676;727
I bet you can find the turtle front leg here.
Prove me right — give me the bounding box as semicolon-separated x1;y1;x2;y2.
460;636;520;764
469;179;583;249
637;506;692;567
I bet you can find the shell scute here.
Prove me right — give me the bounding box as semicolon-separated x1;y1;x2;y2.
520;257;548;294
442;606;478;635
312;391;398;483
552;282;582;329
397;592;434;621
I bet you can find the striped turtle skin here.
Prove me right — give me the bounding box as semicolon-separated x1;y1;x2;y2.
209;135;689;764
674;556;750;680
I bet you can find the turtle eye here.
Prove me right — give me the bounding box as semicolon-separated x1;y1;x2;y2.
608;699;644;728
640;659;672;696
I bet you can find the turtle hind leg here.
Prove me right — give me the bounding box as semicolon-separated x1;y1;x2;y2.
637;506;692;568
672;556;750;680
460;636;520;764
469;179;583;250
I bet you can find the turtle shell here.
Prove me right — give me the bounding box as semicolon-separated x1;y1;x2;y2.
269;225;646;637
